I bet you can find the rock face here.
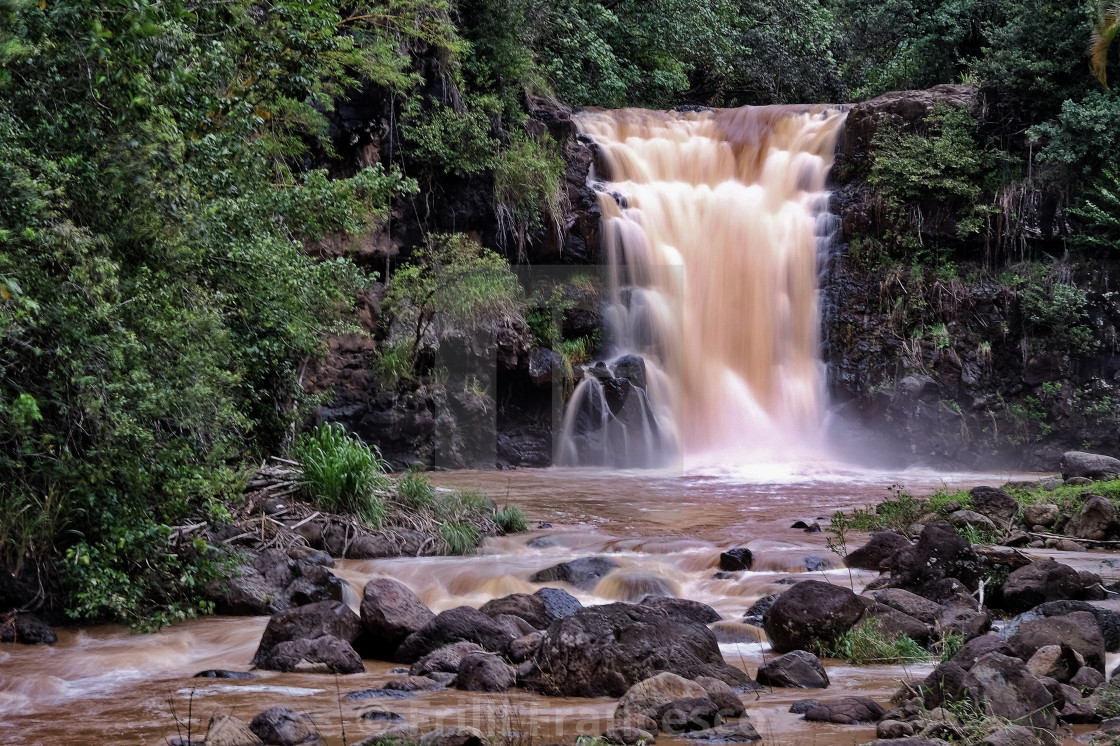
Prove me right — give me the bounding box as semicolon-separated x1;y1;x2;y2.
521;602;748;697
360;578;434;656
530;557;619;589
845;532;911;570
755;650;830;689
249;707;320;746
395;606;517;663
251;600;362;667
1061;451;1120;481
763;580;865;654
1001;559;1082;613
888;521;984;597
961;652;1058;731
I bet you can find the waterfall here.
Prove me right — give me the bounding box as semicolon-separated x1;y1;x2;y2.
557;105;847;468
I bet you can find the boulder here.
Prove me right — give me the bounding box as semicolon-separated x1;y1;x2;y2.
978;726;1050;746
961;652;1058;731
615;673;708;725
533;587;582;620
858;601;932;644
1023;504;1059;527
249;707;319;746
1007;611;1106;673
741;594;778;625
1000;560;1082;613
876;720;914;739
508;631;545;663
718;548;753;571
846;532;912;571
678;721;761;742
874;588;940;624
194;670;258;679
869;741;949;746
384;675;444;691
763;580;864;654
693;676;745;716
936;593;991;641
888;521;985;597
639;596;721;624
417;727;486;746
948;510;997;534
917;661;968;709
1024;644;1078;682
0;612;57;645
204;714;263;746
1061;451;1120;481
359;578;434;656
491;613;535;638
455;652;516;692
1066;495;1120;541
261;634;364;674
394;606;517;663
530;557;618;590
355;727;423;746
479;593;551;630
1070;664;1105;693
969;487;1019;526
654;697;721;734
802;697;884;724
522;604;748;697
409;641;486;676
950;635;1011;670
251;600;361;666
755;650;829;689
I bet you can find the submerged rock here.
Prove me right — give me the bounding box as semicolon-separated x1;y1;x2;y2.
718;548;753;571
530;557;619;589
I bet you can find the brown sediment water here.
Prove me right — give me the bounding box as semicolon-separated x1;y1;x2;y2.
5;465;1099;746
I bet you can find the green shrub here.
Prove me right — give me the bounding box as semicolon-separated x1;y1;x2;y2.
293;423;390;526
1019;282;1097;354
493;132;566;243
820;619;929;664
494;505;529;533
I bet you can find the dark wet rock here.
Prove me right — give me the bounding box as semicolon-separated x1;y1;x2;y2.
978;726;1050;746
948;510;997;534
1024;644;1080;682
639;596;721;624
969;486;1019;526
1023;504;1059;527
1008;611;1106;673
614;672;708;727
719;548;753;572
251;600;362;666
384;675;444;691
678;721;761;743
936;593;991;641
803;555;828;572
858;600;932;644
804;522;821;533
523;603;748;697
1001;560;1083;613
788;699;821;714
480;593;551;630
950;635;1011;670
917;661;968;708
802;696;885;724
846;532;912;571
262;634;364;674
526;535;560;548
359;578;434;657
0;612;57;645
888;521;985;597
755;650;829;689
194;669;259;679
418;726;486;746
343;688;416;701
409;641;486;676
249;707;319;746
924;577;971;603
1061;451;1120;481
491;613;536;639
395;606;517;663
962;652;1058;731
763;580;864;654
874;588;940;624
1070;664;1105;693
361;710;404;722
1058;683;1097;723
455;652;516;692
694;676;745;716
653;697;721;733
1066;495;1120;541
528;347;564;386
534;587;582;620
530;557;619;590
791;520;811;529
1034;601;1120;652
742;594;779;625
602;726;655;745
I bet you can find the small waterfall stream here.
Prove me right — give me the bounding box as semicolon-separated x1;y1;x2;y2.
558;106;847;467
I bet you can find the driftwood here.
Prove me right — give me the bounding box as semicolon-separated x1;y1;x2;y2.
1027;531;1120;546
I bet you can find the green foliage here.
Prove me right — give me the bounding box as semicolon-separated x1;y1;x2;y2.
398;469;439;510
494;133;566;246
440;520;483;555
493;505;529;534
820;619;929;664
401;96;502;177
294;423;391;526
846;485;926;535
1070;165;1120;250
1032;91;1120;176
937;631;965;662
1019;282;1098;354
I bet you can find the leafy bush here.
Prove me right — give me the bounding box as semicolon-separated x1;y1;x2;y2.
1019;282;1097;354
401;96;502;177
294;423;390;526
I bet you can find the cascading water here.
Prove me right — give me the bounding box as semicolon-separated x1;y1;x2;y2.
557;105;847;468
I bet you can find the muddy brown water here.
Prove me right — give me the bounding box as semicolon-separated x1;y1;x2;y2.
1;465;1113;745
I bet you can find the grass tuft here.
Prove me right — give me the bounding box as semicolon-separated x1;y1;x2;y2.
293;423;390;527
821;619;930;665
